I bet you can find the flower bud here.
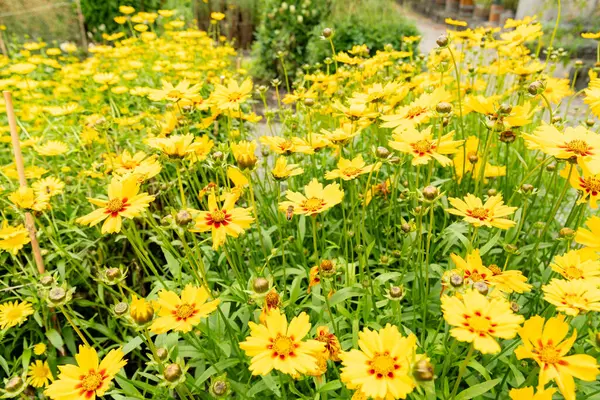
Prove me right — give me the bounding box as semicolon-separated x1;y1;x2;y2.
176;210;193;226
473;281;489;295
376;146;391;159
596;332;600;347
510;302;520;313
253;277;270;294
322;28;333;38
106;267;122;281
5;376;23;393
467;153;479;164
304;97;315;107
422;185;438;200
209;374;231;398
499;130;516;143
487;188;497;197
575;60;583;67
498;104;512;115
521;184;533;193
546;163;556;172
559;227;575;239
156;347;169;361
414;359;434;381
114;302;129;316
392;250;402;258
450;274;463;287
504;243;519;254
164;363;182;382
528;81;543;96
320;260;334;272
436;101;452;114
40;275;54;287
436;34;448;47
586;119;595;127
48;287;66;303
389;286;404;299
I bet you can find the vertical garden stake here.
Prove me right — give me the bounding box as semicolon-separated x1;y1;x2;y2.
4;90;45;274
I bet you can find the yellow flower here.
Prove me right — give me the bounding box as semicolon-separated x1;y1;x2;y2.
210;79;253;111
130;294;154;324
487;264;532;294
147;134;203;158
543;77;573;104
582;31;600;39
562;164;600;208
381;87;451;131
389;126;462;166
325;155;380;181
107;150;162;181
0;300;34;329
445;18;468;27
550;249;600;282
279;178;344;217
339;324;420;399
576;215;600;251
0;221;30;255
44;346;127;400
93;72;119;85
542;278;600;316
33;343;47;356
584;86;600;118
9;187;50;211
272;156;303;180
259;136;314;155
114;16;128;24
76;175;155;234
28;360;54;388
158;9;176;17
32;177;65;197
515;315;599;400
523;124;600;174
447;193;516;229
119;5;135;14
441;290;523;354
231;140;258;169
453;136;506;182
509;387;556;400
35;140;68;156
189;192;254;250
148;79;201;102
10;63;36;74
239;310;325;376
320;123;362;145
134;24;148;32
150;284;219;334
211;12;226;21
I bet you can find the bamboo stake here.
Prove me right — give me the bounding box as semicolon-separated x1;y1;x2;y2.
4;91;45;274
74;0;89;53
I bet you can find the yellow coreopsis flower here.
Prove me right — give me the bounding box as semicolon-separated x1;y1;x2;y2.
44;346;127;400
441;290;523;354
523;124;600;174
35;140;68;156
509;387;556;400
515;315;599;400
561;164;600;208
279;178;344;217
542;278;600;316
542;77;573;104
0;300;34;329
271;156;303;180
32;177;65;197
119;5;135;14
339;324;420;399
211;12;225;21
231;140;258;169
389;126;462;166
239;310;325;376
259;136;314;155
445;17;468;27
130;294;154;325
148;79;201;102
9;187;50;211
76;175;155;234
150;284;219;334
210;79;253;111
0;221;30;255
381;87;451;131
325;155;380;181
582;31;600;40
189;192;254;250
584;86;600;118
107;150;162;181
28;360;54;388
454;136;506;182
575;215;600;251
147;134;202;158
320;123;362;145
447;193;517;229
550;249;600;281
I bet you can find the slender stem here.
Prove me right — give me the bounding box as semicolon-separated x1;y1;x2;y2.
450;344;475;400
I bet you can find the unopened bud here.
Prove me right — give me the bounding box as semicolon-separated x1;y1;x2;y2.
156;347;169;361
304;97;315;107
48;287;66;303
176;210;193;226
253;277;270;294
422;185;439;200
510;302;520;313
322;28;333;38
487;188;498;196
473;281;488;295
521;184;534;193
40;275;54;287
499;104;512;114
376;146;391;158
414;359;434;381
164;363;182;382
559;227;575;238
5;376;23;392
468;153;479;164
436;34;448;47
401;223;411;233
106;267;121;280
114;302;128;316
546;163;556;172
436;101;452;114
212;151;224;161
528;81;543;96
389;286;403;299
450;274;463;287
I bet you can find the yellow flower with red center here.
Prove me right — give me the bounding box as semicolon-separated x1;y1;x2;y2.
515;315;599;400
381;87;451;131
561;164;600;208
575;215;600;251
447;193;517;229
279;178;344;217
550;249;600;282
189;192;254;250
509;387;556;400
523;124;600;174
441;290;523;354
210;79;253;111
44;346;127;400
259;135;314;155
107;150;162;181
320;123;362;145
315;326;341;361
76;175;155;234
149;284;220;334
339;324;420;399
325;155;380;181
542;278;600;316
9;187;50;211
239;310;325;376
389;126;463;167
454;136;506;182
147;134;206;159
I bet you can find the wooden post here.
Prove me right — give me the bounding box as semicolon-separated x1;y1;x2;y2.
74;0;88;52
4;91;45;274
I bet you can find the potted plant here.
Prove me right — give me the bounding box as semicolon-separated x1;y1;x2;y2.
474;0;492;20
489;0;503;24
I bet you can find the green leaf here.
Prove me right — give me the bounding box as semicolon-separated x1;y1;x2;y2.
480;230;501;256
162;247;180;277
122;336;144;355
329;286;364;307
455;378;501;400
317;380;341;393
46;329;64;351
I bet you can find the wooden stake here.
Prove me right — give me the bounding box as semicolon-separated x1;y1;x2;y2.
4;91;45;274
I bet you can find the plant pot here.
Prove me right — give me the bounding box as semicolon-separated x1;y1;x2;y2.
473;4;490;20
446;0;460;13
459;0;474;17
500;9;515;27
489;4;503;24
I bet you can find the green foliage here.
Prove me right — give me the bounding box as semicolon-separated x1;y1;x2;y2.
250;0;332;82
306;0;420;66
